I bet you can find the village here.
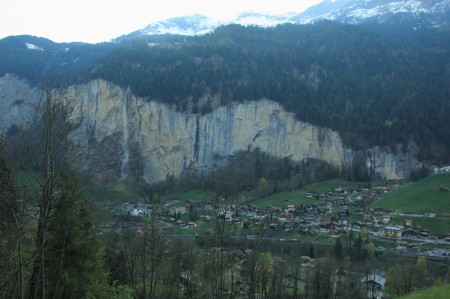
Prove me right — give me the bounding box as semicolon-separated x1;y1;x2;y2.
121;180;450;256
114;180;450;298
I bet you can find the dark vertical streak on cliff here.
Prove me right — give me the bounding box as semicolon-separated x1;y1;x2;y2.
194;115;200;164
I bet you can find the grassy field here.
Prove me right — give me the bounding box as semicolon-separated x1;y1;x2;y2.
84;182;136;202
254;179;365;208
303;178;365;193
177;189;213;202
399;283;450;299
391;215;450;236
371;174;450;215
255;189;315;208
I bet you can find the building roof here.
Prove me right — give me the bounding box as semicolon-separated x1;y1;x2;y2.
361;274;386;287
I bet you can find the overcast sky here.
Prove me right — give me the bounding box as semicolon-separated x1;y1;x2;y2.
0;0;323;43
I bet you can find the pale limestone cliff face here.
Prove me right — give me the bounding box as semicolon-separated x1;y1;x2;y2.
0;75;418;182
133;99;345;182
367;147;418;180
0;74;40;131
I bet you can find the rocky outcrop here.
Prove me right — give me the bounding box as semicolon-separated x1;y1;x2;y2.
0;75;419;182
0;73;41;131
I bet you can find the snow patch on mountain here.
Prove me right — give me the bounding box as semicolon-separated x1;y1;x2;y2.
234;12;293;27
25;43;44;51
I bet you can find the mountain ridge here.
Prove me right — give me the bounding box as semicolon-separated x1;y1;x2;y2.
118;0;450;39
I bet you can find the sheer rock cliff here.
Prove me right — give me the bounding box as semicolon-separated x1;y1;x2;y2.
0;75;418;182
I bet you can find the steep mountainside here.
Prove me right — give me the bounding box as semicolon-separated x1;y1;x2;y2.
1;3;450;182
0;75;418;182
1;22;449;167
90;24;450;164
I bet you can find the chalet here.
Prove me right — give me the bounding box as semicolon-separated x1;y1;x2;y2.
299;224;309;232
300;262;315;269
420;230;429;237
200;215;211;221
363;214;373;222
187;221;197;228
404;219;413;227
396;239;408;251
403;228;420;238
169;206;187;217
300;256;315;263
287;204;296;213
434;166;450;174
130;208;144;216
320;220;334;230
373;207;388;215
338;218;348;225
269;223;279;230
384;226;402;238
329;230;342;238
352;221;365;230
279;212;294;220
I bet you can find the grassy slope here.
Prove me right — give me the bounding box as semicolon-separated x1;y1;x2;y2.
371;174;450;215
391;215;450;235
399;283;450;299
255;179;363;208
177;189;213;202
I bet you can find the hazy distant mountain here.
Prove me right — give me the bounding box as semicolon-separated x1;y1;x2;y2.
293;0;450;28
117;12;294;40
119;0;450;38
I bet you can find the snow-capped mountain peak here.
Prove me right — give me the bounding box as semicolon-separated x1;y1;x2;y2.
120;0;449;39
294;0;450;26
138;14;217;36
131;12;294;38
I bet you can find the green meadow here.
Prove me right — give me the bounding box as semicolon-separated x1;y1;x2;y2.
371;174;450;215
399;283;450;299
391;215;450;235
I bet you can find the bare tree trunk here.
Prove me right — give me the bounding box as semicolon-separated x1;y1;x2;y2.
27;83;81;299
148;196;164;299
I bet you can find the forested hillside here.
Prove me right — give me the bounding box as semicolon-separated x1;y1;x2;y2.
90;23;450;163
1;22;449;163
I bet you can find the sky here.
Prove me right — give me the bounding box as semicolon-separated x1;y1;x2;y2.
0;0;324;43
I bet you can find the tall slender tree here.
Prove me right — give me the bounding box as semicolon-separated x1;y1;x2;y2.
26;82;82;299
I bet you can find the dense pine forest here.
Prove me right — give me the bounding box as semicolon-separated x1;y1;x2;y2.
90;23;450;163
1;22;450;164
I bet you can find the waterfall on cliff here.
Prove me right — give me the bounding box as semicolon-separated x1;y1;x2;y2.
120;87;130;180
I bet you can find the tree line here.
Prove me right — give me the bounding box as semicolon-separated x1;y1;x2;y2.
148;149;344;201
